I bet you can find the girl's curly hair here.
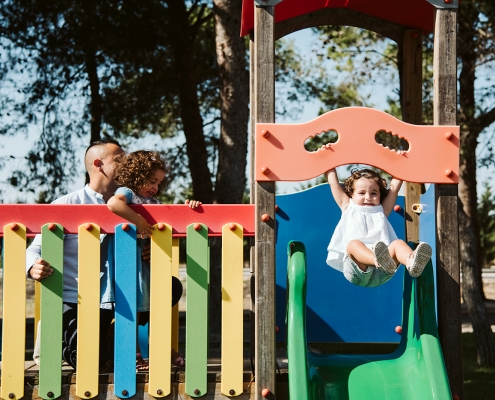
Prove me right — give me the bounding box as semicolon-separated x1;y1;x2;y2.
342;168;389;200
113;150;168;195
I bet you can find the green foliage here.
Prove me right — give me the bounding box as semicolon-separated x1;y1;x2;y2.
478;183;495;267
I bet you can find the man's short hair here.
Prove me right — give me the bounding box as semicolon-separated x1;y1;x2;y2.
85;138;122;155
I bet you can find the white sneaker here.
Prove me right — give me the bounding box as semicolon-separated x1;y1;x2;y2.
406;242;432;277
372;241;397;275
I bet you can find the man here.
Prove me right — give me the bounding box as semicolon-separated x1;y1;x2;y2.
26;139;124;370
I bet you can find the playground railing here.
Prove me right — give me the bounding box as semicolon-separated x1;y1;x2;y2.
0;204;255;400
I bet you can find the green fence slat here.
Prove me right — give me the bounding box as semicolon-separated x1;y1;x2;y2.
39;224;64;400
185;224;209;397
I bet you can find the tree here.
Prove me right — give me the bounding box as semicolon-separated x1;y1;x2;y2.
478;183;495;269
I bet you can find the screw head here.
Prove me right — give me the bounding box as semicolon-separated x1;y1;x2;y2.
85;223;93;231
156;389;163;396
47;392;54;398
193;223;201;231
393;205;402;212
261;130;270;138
445;169;453;177
47;223;56;231
9;223;18;231
9;393;15;399
261;166;270;175
84;391;91;397
157;223;165;231
194;389;200;395
395;326;403;334
261;213;270;222
261;388;270;397
445;131;453;140
229;223;236;231
122;390;128;397
229;389;235;395
121;223;129;231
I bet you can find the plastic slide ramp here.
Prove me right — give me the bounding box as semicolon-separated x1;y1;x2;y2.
286;241;452;400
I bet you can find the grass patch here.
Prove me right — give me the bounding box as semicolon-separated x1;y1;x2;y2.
463;332;495;400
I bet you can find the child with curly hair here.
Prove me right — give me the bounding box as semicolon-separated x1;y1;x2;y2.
325;167;432;288
107;150;201;369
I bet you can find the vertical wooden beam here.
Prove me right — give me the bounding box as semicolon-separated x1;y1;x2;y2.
402;29;423;243
254;4;276;400
249;36;257;367
433;8;463;399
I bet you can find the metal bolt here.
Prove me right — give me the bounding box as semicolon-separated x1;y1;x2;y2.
85;391;91;397
156;389;163;396
194;389;200;395
47;392;54;398
229;389;235;395
122;390;128;397
8;393;15;399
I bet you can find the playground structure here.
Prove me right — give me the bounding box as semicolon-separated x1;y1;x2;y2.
0;0;461;399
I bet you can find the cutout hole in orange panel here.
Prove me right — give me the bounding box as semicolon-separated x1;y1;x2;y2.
304;129;338;152
375;130;409;153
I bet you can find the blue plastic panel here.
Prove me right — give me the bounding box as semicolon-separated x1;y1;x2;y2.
114;224;137;398
276;184;405;343
418;184;438;320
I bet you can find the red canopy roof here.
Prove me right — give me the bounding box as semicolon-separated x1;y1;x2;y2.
240;0;435;37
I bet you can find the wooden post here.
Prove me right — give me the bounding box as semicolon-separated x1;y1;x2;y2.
402;29;423;243
254;4;277;399
433;8;463;399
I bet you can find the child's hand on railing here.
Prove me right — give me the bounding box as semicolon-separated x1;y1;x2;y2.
136;215;153;238
185;199;202;209
29;257;53;281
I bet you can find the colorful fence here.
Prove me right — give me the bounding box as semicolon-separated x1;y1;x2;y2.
0;204;255;400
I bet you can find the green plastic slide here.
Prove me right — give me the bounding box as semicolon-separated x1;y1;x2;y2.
286;241;452;400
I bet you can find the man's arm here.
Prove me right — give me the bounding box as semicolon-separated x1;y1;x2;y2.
26;234;53;280
382;178;403;217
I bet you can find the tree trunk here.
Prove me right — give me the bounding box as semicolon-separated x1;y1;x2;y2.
458;0;485;299
459;201;495;366
212;0;249;204
458;0;495;367
86;49;102;144
166;0;214;203
208;0;249;340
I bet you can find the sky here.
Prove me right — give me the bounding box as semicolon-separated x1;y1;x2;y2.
0;28;494;202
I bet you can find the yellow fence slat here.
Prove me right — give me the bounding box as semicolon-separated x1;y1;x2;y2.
221;223;244;397
172;237;180;352
76;224;101;399
149;224;173;397
1;223;27;400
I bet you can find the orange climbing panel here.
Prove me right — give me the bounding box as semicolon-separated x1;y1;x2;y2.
255;107;459;184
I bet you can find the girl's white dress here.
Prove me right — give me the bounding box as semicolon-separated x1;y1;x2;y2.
326;199;398;271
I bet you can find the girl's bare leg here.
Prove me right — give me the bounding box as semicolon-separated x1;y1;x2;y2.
347;240;375;271
388;240;414;265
